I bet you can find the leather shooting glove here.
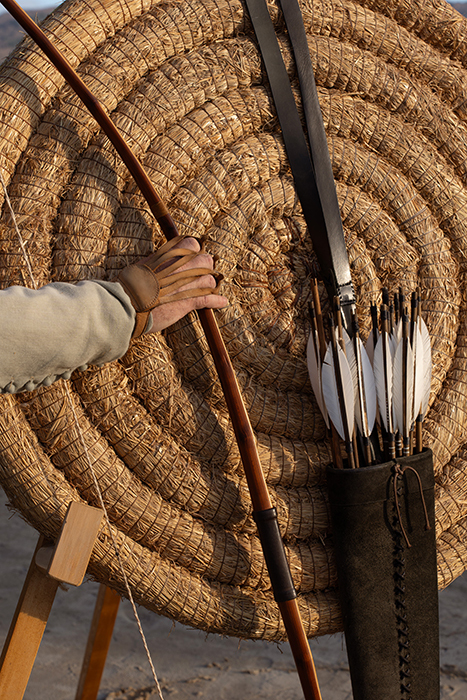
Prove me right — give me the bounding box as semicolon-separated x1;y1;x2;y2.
117;236;222;338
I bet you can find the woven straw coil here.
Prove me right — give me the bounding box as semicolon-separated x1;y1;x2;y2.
0;0;467;642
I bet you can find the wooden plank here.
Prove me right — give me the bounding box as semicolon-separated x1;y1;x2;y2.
35;501;103;586
0;536;59;700
75;584;121;700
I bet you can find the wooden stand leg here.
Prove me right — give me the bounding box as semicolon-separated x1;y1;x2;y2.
0;536;60;700
75;584;121;700
0;502;104;700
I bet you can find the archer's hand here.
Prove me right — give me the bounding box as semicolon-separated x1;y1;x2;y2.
146;237;228;333
118;236;228;337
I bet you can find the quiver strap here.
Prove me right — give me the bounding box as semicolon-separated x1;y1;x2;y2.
326;449;439;700
117;236;221;338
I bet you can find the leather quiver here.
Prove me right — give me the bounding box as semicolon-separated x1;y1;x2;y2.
326;449;439;700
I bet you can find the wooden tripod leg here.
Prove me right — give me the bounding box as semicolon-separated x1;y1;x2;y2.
75;584;121;700
0;536;60;700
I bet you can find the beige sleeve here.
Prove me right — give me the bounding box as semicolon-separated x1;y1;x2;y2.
0;280;135;394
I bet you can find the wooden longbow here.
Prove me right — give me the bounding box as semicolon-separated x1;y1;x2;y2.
0;1;323;698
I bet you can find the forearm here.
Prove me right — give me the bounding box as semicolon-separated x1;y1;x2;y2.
0;280;135;394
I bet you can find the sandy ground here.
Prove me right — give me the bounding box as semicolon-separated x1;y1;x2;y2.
0;486;466;700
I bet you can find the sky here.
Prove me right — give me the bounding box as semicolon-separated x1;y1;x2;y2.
24;0;58;6
0;0;59;11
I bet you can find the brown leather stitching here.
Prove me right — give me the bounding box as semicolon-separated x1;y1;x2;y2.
117;236;220;338
392;464;431;548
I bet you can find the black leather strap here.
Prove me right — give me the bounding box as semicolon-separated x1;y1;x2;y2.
253;508;297;602
244;0;355;328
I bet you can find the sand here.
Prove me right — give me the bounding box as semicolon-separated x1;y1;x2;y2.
0;486;466;700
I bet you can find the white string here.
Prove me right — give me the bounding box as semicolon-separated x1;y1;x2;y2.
63;383;165;700
0;169;165;700
0;171;37;290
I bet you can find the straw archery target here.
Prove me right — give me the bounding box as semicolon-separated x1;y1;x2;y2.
0;0;466;641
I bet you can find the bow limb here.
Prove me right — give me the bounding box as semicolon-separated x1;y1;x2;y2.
0;2;322;698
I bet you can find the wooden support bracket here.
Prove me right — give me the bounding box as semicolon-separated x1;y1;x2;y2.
0;501;103;700
35;501;103;586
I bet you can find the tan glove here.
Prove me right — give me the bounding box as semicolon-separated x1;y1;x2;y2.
117;236;222;338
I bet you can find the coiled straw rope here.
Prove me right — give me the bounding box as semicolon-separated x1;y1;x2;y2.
0;167;166;698
0;0;467;641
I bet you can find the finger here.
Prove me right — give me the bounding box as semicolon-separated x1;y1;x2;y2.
139;237;201;268
171;252;214;275
174;237;200;253
148;293;228;333
163;272;217;300
191;293;229;310
168;293;228;317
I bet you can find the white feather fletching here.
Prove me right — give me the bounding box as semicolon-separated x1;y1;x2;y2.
392;338;414;435
390;318;402;358
342;327;358;403
373;333;393;432
418;317;432;418
321;342;355;441
354;337;377;436
306;331;330;428
412;325;425;425
365;330;379;367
